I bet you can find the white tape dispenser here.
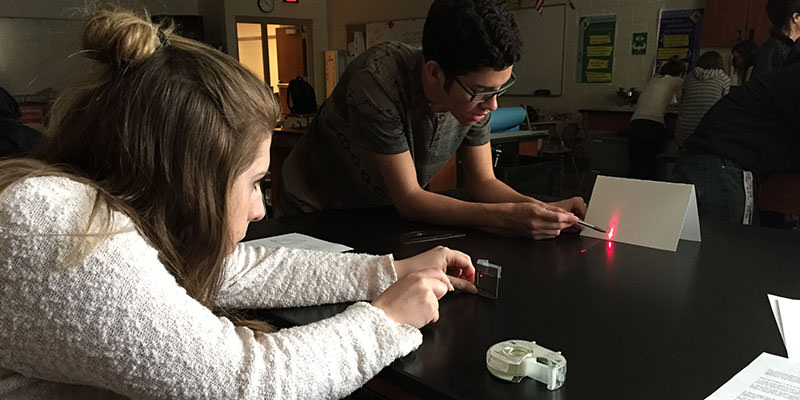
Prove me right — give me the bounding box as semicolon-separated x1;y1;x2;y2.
486;340;566;390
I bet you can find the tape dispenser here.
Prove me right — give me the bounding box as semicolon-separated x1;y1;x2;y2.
486;340;566;390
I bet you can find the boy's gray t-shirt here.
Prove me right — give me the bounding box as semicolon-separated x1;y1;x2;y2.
279;41;490;214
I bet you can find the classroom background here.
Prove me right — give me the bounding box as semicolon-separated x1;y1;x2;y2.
4;0;797;229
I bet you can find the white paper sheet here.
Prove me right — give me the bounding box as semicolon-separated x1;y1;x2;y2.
244;233;352;253
706;353;800;399
768;294;800;360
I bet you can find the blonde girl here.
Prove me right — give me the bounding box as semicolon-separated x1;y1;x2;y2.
0;9;475;399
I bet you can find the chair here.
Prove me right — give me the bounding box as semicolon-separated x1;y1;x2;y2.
489;106;528;133
757;174;800;216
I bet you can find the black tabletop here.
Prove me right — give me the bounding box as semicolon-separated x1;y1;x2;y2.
243;207;800;400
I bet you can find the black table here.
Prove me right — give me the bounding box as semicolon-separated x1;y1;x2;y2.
243;207;800;399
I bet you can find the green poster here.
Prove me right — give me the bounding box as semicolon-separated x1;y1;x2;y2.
632;32;647;55
578;15;616;83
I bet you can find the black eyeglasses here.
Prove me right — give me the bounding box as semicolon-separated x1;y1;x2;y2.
454;72;517;104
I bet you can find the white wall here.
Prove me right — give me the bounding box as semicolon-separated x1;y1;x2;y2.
1;0;200;96
1;0;329;104
325;0;707;115
223;0;328;103
197;0;226;50
2;0;199;19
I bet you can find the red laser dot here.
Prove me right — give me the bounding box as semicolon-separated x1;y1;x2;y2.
607;227;615;240
580;249;587;253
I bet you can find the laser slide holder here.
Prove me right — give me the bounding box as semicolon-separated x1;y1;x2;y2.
474;259;501;299
486;340;567;390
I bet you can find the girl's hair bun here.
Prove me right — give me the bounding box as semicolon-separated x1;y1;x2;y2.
81;9;165;66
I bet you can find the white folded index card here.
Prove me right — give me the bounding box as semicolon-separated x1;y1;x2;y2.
580;176;701;252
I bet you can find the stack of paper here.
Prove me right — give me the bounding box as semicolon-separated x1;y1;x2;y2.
706;353;800;399
705;294;800;399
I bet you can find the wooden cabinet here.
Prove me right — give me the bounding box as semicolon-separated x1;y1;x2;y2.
746;0;773;45
702;0;771;47
758;174;800;215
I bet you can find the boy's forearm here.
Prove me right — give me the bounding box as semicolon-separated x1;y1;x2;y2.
393;189;514;230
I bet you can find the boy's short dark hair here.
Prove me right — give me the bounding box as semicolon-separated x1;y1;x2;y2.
659;56;686;77
422;0;521;82
767;0;800;32
696;51;725;70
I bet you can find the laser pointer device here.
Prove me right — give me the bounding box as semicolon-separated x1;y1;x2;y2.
474;259;501;299
577;220;607;233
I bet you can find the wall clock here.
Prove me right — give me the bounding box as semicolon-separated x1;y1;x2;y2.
257;0;275;13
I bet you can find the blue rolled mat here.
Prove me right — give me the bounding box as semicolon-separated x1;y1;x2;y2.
489;106;527;133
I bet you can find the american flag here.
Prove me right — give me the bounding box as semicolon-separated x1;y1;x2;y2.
536;0;544;14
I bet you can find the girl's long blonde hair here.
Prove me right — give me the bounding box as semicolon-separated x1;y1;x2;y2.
0;8;279;332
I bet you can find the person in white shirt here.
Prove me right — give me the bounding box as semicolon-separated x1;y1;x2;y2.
0;9;476;400
628;56;685;180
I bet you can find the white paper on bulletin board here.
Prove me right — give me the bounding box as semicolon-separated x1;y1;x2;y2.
366;19;425;49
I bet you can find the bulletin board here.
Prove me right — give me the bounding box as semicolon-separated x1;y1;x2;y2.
359;4;567;96
577;14;617;83
655;9;703;72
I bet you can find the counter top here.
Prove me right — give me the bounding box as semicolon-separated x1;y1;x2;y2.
579;105;636;113
579;104;679;114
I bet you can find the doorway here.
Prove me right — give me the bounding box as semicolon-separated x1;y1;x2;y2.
235;18;313;118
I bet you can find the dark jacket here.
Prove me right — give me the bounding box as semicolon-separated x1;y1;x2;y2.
751;34;800;79
684;63;800;178
0;87;43;157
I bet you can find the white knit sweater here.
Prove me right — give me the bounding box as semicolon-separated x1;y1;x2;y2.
0;176;422;399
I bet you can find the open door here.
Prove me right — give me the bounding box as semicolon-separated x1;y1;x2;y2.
236;23;267;83
236;19;314;118
275;26;307;117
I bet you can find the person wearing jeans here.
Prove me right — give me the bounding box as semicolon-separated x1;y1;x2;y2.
675;63;800;225
628;57;685;180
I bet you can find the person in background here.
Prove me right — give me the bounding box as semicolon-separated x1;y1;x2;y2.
675;51;731;147
278;0;586;240
628;56;685;180
731;40;758;85
0;86;43;157
751;0;800;78
0;9;477;399
675;61;800;225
